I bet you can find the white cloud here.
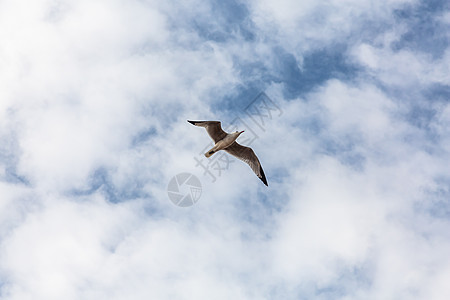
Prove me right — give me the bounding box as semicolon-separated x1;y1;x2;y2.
249;0;416;52
352;42;450;87
1;0;449;299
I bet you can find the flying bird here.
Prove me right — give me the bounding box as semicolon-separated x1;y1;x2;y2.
188;120;268;186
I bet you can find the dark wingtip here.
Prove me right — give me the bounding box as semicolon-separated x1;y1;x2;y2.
187;120;195;125
259;166;268;186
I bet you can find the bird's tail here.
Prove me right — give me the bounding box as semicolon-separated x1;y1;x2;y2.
205;150;215;158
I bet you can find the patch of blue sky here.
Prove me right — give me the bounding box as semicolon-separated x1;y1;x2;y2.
393;0;449;58
265;285;292;300
68;167;149;203
68;168;117;201
192;0;255;43
294;262;374;299
273;45;359;98
131;126;158;147
237;61;273;88
267;268;373;300
366;83;448;148
313;286;347;300
414;102;447;144
356;20;396;46
210;84;264;115
424;84;450;104
407;105;440;131
263;167;290;187
213;46;361;117
385;84;449;146
280;47;358;94
234;188;289;230
416;176;450;219
2;166;30;186
281;46;361;99
208;0;448;107
319;135;366;171
0;136;29;186
159;0;248;46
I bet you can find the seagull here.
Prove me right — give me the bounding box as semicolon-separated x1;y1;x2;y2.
188;120;268;186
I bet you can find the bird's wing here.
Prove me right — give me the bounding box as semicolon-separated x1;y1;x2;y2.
187;120;227;143
224;142;268;186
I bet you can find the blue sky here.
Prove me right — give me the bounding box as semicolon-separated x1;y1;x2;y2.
1;0;449;299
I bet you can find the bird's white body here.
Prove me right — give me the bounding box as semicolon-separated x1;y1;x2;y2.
205;132;241;157
187;120;268;186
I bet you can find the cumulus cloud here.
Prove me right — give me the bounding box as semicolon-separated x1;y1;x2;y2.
1;0;449;299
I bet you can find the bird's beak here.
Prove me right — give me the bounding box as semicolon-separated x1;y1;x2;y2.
240;130;245;134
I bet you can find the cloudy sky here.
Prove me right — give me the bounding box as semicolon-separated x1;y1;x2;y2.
1;0;449;299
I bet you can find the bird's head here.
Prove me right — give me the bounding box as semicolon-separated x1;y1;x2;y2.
235;130;245;135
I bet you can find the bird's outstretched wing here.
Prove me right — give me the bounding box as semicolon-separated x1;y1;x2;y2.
187;120;227;143
224;142;268;186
